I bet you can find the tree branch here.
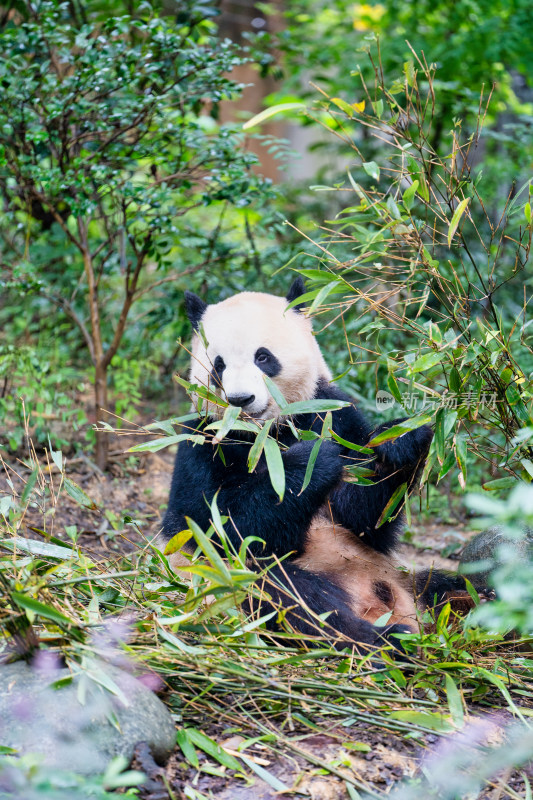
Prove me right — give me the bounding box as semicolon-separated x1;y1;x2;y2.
102;233;152;368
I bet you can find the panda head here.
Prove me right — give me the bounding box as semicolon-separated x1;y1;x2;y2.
184;278;331;419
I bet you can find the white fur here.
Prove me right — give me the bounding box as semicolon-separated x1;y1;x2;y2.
189;291;331;418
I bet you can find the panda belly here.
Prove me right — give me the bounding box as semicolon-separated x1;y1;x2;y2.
293;512;418;631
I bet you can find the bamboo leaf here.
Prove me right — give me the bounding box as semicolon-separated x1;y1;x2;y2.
445;674;464;728
454;434;468;488
240;754;291;791
447;197;470;247
264;437;285;502
402;179;419;211
6;537;73;560
210;405;241;444
248;419;274;472
330;430;373;454
163;529;193;555
184;728;241;771
243;102;305;130
11;592;73;626
176;729;199;768
482;477;517;491
409;351;442;374
263;374;287;409
376;483;407;528
389;709;453;732
368;415;432;446
330;97;356;118
279;398;350;416
186;517;232;584
300;439;322;494
64;477;99;509
128;433;204;453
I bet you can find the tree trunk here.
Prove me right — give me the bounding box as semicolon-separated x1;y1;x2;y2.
94;359;109;471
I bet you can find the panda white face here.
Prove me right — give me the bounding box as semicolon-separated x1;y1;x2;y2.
187;290;331;419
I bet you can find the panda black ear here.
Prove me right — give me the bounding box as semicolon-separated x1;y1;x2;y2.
286;276;306;312
184;291;207;331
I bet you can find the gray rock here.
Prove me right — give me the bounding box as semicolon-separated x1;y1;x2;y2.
459;526;533;587
0;660;175;774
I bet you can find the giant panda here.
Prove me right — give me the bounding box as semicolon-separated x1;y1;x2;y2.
160;278;473;651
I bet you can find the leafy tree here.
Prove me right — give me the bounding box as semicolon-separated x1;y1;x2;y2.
0;1;268;468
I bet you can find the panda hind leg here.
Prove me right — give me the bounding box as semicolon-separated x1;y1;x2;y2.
415;568;494;617
248;562;410;654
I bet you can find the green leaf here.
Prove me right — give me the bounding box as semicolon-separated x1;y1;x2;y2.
210;405;241;444
176;729;199;768
330;430;373;454
402;179;419;211
376;483;407;527
386;372;403;403
263;374;287;409
445;674;464;728
21;468;38;506
482;477;517;491
449;367;462;393
280;398;350;416
525;202;532;224
6;537;73;560
368;415;432;446
64;477;99;509
186;518;232;584
409;351;442;374
389;709;453;732
248;419;275;472
435;408;446;464
129;433;205;453
264;437;286;502
243;102;305;130
404;60;416;87
184;728;241;771
447;197;470;247
11;592;73;626
300;438;322;494
362;161;380;181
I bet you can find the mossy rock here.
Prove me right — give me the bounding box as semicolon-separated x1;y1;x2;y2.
458;526;533;588
0;660;175;774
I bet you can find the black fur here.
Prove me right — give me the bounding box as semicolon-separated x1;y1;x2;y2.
184;291;207;331
286;277;306;311
415;569;470;607
255;347;281;378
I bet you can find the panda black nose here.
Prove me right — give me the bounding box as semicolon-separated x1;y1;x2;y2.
227;394;255;408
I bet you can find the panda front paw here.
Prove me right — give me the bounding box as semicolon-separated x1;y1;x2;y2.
286;439;344;491
374;422;433;472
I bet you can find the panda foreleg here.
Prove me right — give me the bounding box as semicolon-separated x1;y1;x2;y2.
327;421;433;554
329;479;406;554
372;420;433;481
219;439;345;557
163;435;345;559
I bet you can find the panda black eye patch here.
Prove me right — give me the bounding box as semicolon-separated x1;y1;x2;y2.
211;355;226;386
254;347;281;377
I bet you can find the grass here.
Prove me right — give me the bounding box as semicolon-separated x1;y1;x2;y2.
2;435;533;798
